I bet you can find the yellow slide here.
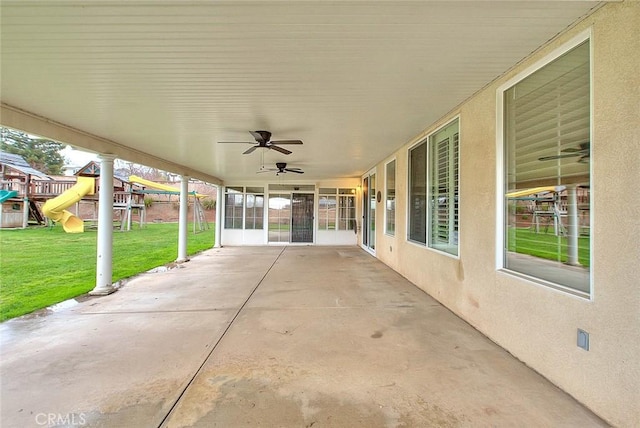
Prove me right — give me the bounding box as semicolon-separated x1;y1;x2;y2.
506;185;566;198
129;175;205;198
42;176;95;233
129;175;181;192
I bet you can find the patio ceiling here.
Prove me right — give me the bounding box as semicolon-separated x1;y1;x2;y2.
0;1;604;184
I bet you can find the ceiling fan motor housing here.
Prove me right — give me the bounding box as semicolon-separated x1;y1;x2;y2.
254;130;272;143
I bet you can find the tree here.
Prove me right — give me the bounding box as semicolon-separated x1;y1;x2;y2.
0;127;66;175
114;159;171;182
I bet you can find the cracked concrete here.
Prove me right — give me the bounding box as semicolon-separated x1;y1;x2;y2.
0;246;606;427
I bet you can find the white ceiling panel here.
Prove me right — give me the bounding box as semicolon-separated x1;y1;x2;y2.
1;1;603;182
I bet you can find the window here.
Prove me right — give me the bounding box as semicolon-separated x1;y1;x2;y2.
428;119;459;256
245;187;264;230
225;186;264;230
386;160;396;236
338;188;356;231
319;188;337;230
224;187;243;229
408;142;427;244
502;40;590;295
319;188;355;231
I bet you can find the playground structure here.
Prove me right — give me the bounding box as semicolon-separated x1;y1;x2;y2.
129;175;209;233
1;153;212;232
41;160;149;233
506;185;590;237
41;176;95;233
507;186;568;236
507;184;590;268
0;190;19;203
0;151;50;228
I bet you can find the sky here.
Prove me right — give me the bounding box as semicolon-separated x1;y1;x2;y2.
60;145;99;169
58;145;167;180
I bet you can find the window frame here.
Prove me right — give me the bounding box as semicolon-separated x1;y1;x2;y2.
244;190;265;230
407;139;427;245
224;186;244;230
385;159;396;236
318;188;356;231
495;29;593;299
338;188;356;231
427;118;460;257
318;188;337;230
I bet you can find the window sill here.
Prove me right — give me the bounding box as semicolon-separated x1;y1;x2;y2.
497;268;591;300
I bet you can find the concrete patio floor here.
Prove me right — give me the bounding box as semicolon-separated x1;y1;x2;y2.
0;246;606;427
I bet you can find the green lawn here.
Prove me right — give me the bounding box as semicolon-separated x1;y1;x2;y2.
508;227;590;267
0;223;214;321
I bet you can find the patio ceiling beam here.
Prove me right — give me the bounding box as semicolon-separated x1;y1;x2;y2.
1;103;223;186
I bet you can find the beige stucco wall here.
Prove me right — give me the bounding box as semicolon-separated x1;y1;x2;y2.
370;2;640;426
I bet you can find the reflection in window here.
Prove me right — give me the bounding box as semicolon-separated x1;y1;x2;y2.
225;188;243;229
338;194;356;230
319;195;337;230
428;120;459;256
409;142;427;244
386;160;396;236
503;40;591;295
268;194;291;242
320;188;355;231
245;193;264;230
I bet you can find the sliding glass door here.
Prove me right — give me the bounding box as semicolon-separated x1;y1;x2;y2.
291;193;314;243
362;171;376;252
268;192;314;244
268;194;291;243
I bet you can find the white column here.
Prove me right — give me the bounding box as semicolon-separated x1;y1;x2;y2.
566;185;580;266
22;198;29;228
214;185;223;248
177;175;189;263
90;154;116;296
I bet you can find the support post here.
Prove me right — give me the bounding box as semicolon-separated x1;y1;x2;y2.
214;185;222;248
566;185;580;266
177;175;189;263
90;154;117;296
22;198;29;229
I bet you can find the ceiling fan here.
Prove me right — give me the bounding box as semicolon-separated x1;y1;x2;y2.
538;142;590;163
218;130;303;155
258;162;304;175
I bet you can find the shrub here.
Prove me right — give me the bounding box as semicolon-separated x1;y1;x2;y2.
515;205;527;214
201;198;216;210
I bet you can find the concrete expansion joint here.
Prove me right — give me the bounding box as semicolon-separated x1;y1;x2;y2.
156;245;287;427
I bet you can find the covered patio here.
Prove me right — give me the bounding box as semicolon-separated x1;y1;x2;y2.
0;246;605;427
1;1;639;426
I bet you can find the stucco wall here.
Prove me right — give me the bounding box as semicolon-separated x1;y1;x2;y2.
370;2;639;426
